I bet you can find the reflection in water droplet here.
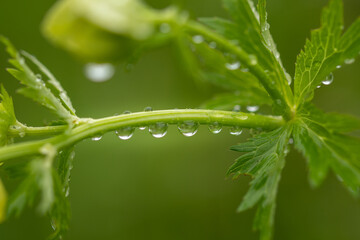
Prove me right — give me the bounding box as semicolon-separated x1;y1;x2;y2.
85;63;115;82
209;122;222;134
246;105;259;112
92;135;102;141
149;122;168;138
344;58;355;64
225;62;241;70
159;23;171;33
322;72;334;86
229;126;243;136
192;35;204;44
178;121;199;137
116;126;135;140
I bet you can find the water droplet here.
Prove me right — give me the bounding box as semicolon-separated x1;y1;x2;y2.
209;41;217;49
116;126;135;140
233;105;241;112
35;73;42;80
123;110;131;115
275;52;280;59
144;106;153;112
209;122;222;134
246;105;259;112
178;121;199;137
85;63;115;82
192;35;204;44
249;55;258;65
51;220;57;231
322;72;334;86
149;122;168;138
225;61;241;70
229;126;243;136
285;72;292;85
317;85;321;89
336;65;341;69
92;135;102;141
288;138;294;144
65;187;70;197
344;58;355;64
159;23;171;33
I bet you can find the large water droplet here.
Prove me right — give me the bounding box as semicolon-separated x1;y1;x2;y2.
209;122;222;134
192;35;204;44
322;72;334;85
84;63;115;82
249;55;258;65
246;105;259;113
92;135;102;141
225;61;241;70
149;122;168;138
178;121;199;137
116;126;135;140
344;58;355;64
159;23;171;33
229;126;243;136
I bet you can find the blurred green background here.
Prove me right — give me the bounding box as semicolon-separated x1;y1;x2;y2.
0;0;360;239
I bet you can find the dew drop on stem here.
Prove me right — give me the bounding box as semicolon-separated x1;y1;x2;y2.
233;105;241;112
209;122;222;134
178;121;199;137
149;122;168;138
246;105;259;113
116;126;135;140
225;61;241;71
92;135;102;141
192;35;204;44
84;63;115;82
229;126;243;136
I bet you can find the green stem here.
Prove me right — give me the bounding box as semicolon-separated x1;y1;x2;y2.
1;109;285;162
183;20;293;120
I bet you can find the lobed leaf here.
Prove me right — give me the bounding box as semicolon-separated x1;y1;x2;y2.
229;125;292;240
0;37;77;122
294;108;360;191
0;86;16;146
294;0;360;106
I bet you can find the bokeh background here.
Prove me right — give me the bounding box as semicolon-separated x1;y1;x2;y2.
0;0;359;239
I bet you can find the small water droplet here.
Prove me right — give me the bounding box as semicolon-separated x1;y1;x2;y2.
51;220;57;231
144;106;153;112
317;85;321;89
249;55;258;65
336;65;341;69
246;105;259;112
344;58;355;64
192;35;204;44
209;41;217;49
229;126;243;136
92;135;102;141
178;121;199;137
149;122;168;138
209;122;222;134
275;52;280;59
322;72;334;85
225;61;241;70
285;72;292;85
123;110;131;115
233;105;241;112
65;187;70;197
159;23;171;33
85;63;115;82
35;74;42;79
116;126;135;140
288;138;294;144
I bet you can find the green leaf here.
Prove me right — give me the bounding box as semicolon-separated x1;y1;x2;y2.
0;177;7;223
294;110;360;191
229;125;292;240
0;37;77;122
0;86;16;146
200;91;270;110
294;0;360;106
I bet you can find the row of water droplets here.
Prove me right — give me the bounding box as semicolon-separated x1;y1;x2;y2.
91;106;259;141
191;35;258;73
